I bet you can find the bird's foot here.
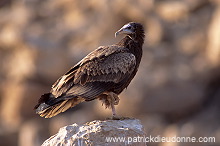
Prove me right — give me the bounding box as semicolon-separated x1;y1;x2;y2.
106;115;135;120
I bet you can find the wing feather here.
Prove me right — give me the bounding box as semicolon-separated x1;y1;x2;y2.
50;45;135;100
74;52;136;84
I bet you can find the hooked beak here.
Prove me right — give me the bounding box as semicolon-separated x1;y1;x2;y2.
115;29;122;38
115;28;133;38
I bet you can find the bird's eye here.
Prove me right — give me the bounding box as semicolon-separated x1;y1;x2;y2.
127;26;131;29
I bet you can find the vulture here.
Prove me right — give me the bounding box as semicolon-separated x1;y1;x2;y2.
35;22;145;118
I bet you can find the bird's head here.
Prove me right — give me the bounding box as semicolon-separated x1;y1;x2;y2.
115;22;144;39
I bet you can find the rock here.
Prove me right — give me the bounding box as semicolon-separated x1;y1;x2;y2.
42;119;146;146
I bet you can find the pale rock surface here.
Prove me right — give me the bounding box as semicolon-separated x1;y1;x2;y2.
42;119;146;146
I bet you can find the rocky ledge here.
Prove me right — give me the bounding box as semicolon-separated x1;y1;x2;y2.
42;119;146;146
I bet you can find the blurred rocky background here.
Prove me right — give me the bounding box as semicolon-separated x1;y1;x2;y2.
0;0;219;146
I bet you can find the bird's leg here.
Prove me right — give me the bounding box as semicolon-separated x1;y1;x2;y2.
108;92;120;119
111;103;117;117
106;92;135;120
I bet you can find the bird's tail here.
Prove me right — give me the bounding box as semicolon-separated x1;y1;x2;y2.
34;93;85;118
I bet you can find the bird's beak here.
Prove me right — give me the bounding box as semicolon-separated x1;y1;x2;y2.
115;29;123;38
115;28;133;38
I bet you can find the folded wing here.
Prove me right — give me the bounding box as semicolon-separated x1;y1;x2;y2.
35;45;136;118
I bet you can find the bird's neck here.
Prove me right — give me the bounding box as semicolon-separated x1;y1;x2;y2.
117;32;145;49
130;32;145;46
118;33;144;51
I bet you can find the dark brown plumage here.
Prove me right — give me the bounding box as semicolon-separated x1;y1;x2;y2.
35;22;145;118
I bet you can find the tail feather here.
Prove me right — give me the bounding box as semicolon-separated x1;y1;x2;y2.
35;93;85;118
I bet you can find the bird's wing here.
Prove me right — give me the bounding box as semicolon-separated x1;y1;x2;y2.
73;45;130;68
51;45;127;92
74;52;136;84
50;45;136;99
